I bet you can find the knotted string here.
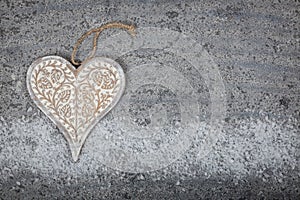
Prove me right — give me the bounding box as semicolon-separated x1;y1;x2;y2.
71;22;136;65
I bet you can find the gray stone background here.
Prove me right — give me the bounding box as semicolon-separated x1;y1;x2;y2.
0;0;299;199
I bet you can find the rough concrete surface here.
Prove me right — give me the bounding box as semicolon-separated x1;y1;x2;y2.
0;0;299;199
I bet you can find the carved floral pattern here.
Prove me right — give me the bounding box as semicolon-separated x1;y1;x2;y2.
29;58;120;143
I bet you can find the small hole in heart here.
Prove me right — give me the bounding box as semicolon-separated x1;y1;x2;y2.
72;60;81;68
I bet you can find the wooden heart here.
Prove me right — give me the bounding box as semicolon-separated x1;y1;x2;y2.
26;56;125;161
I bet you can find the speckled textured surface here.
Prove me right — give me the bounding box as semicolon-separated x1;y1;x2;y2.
0;0;299;199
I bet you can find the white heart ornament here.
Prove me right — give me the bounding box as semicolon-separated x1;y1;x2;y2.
26;56;125;161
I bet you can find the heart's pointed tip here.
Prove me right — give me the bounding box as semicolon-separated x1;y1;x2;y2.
72;154;79;162
70;145;82;162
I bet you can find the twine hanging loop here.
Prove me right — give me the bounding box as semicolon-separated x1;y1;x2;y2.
71;22;136;65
